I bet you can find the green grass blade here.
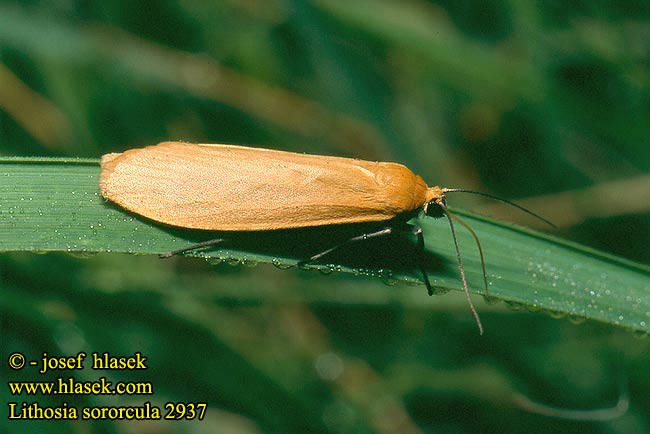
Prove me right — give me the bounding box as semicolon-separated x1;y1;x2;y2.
1;158;648;333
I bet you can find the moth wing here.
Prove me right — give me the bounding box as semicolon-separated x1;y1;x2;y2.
99;142;428;230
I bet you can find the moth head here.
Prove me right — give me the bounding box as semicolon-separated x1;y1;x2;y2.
423;186;445;218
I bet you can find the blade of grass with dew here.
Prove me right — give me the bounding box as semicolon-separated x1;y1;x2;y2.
1;158;648;333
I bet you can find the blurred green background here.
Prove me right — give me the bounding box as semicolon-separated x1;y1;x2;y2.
1;1;649;433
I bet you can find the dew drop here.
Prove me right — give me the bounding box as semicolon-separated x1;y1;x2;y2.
318;265;334;275
207;257;223;266
526;304;541;313
568;313;587;324
380;270;397;287
226;257;240;266
271;258;293;270
297;262;312;271
546;309;567;319
483;295;501;305
505;301;524;311
240;258;258;268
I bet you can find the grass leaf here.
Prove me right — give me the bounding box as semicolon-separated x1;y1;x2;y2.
2;158;648;333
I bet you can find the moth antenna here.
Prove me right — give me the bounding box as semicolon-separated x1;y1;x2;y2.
442;188;557;229
446;211;490;298
440;203;484;335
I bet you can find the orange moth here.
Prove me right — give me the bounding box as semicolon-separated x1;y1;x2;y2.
100;141;552;334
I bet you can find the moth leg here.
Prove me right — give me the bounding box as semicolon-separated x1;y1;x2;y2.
298;227;393;266
159;238;225;258
401;224;433;296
